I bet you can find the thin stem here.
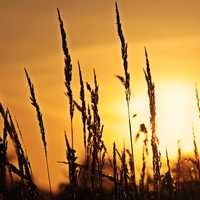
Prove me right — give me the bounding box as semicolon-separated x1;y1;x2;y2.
126;96;135;184
45;150;52;194
70;119;74;149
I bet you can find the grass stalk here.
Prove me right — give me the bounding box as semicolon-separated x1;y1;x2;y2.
115;3;136;191
57;9;74;149
73;61;87;161
24;69;52;194
176;140;181;192
192;127;200;180
144;47;160;194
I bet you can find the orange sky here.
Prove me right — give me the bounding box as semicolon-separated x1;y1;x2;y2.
1;0;200;191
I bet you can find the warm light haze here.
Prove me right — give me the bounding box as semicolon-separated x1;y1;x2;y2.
1;0;200;192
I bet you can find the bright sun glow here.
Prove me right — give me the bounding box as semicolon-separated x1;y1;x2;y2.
111;81;199;159
156;82;198;156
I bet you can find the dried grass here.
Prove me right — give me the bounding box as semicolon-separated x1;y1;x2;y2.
25;69;52;194
115;3;136;192
144;48;160;193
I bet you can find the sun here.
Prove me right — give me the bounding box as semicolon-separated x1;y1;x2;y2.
114;81;198;155
156;81;198;156
103;80;199;162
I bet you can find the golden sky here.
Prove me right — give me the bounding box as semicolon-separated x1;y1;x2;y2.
1;0;200;191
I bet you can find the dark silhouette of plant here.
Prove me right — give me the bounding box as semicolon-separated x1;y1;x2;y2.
144;48;161;194
115;3;136;194
25;69;52;194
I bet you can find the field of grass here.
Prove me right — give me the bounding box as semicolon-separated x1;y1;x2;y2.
1;3;200;200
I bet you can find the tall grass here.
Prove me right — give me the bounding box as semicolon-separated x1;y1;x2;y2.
86;70;106;191
73;61;87;161
194;86;200;179
144;48;160;194
135;124;148;194
0;103;39;200
165;148;173;194
192;127;200;180
0;104;8;200
176;140;182;192
115;3;136;193
195;85;200;119
25;69;52;194
57;9;74;149
65;132;77;183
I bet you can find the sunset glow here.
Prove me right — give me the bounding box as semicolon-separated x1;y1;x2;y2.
1;1;200;194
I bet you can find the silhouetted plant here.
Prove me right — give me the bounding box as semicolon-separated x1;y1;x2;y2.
25;69;52;194
115;3;136;193
57;8;75;149
144;48;161;194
